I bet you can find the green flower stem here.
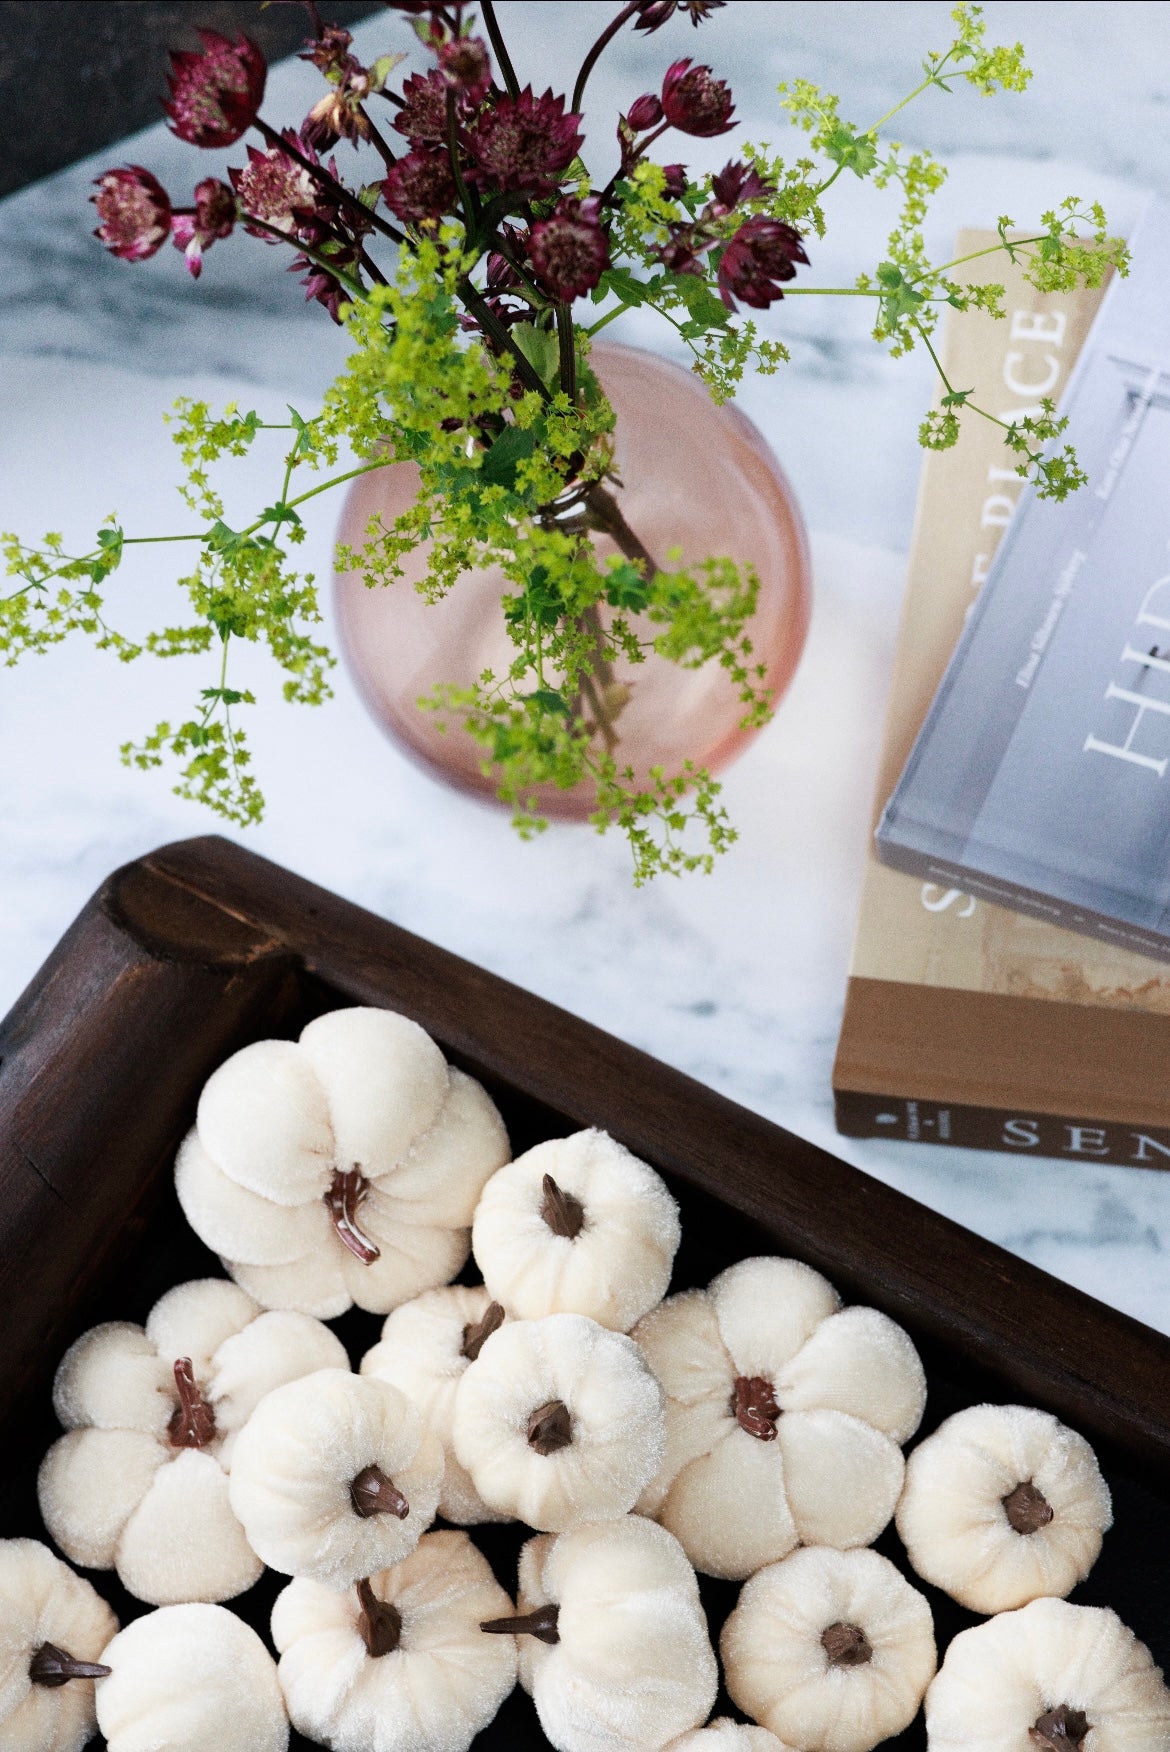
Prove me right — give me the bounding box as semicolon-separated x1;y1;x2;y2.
556;303;576;400
482;1;521;101
920;235;1048;278
243;214;372;299
457;277;552;399
253;118;405;248
583;481;663;578
446;91;480;236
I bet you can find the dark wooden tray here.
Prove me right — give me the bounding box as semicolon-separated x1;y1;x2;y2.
2;835;1168;1750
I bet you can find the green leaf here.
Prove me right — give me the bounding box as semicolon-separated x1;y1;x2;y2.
527;688;570;715
875;261;925;326
480;426;537;489
258;503;303;528
605;561;650;612
822;124;879;177
511;323;560;386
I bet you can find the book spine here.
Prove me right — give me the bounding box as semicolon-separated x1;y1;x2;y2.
874;841;1170;967
835;1089;1170;1166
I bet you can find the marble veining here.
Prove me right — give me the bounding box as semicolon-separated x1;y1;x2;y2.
1;3;1168;1338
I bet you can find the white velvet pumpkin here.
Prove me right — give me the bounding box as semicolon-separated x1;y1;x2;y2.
96;1603;288;1752
632;1257;927;1580
452;1313;665;1531
471;1130;681;1332
271;1529;517;1752
38;1278;346;1605
664;1724;795;1751
721;1546;937;1752
228;1368;443;1589
0;1539;118;1752
361;1285;511;1525
176;1007;510;1318
896;1403;1113;1614
503;1516;718;1752
925;1597;1170;1751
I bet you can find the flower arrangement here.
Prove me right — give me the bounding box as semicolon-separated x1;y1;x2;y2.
0;0;1125;880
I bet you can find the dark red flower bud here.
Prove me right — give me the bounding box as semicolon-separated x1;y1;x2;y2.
709;157;773;215
382;148;457;225
91;164;172;261
394;69;450;145
229;136;319;239
528;195;609;302
661;57;735;137
627;93;664;132
164;29;266;148
467;86;584;200
661;163;688;199
303;24;354;74
717;215;808;311
438;35;492;103
653;220;710;275
91;165;172;261
635;0;727;28
170;176;236;278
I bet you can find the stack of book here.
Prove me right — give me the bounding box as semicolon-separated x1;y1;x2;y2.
834;214;1170;1166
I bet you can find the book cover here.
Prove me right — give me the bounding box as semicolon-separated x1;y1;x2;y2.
834;224;1170;1163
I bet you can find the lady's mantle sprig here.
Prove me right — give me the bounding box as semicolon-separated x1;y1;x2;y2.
9;1;1128;882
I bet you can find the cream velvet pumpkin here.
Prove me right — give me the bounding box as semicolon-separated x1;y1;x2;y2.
38;1278;346;1605
895;1403;1113;1613
228;1368;443;1589
632;1257;927;1580
452;1313;665;1531
498;1516;718;1752
360;1284;511;1525
925;1597;1170;1751
0;1539;117;1752
471;1129;681;1332
664;1724;796;1750
272;1530;517;1752
96;1603;288;1752
176;1006;510;1318
721;1546;937;1752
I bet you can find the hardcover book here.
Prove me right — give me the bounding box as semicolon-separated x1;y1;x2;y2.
834;222;1170;1165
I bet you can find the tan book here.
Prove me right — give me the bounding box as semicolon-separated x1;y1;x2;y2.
833;232;1170;1167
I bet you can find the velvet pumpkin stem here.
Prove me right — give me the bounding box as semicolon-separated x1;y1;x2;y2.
527;1400;573;1454
168;1358;217;1450
733;1374;780;1441
326;1168;382;1264
356;1578;404;1656
480;1603;561;1644
351;1465;410;1520
461;1301;506;1362
1029;1706;1091;1751
821;1622;873;1668
541;1174;585;1239
29;1642;112;1687
1003;1480;1055;1534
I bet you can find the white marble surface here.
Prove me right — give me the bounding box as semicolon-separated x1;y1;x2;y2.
3;3;1169;1334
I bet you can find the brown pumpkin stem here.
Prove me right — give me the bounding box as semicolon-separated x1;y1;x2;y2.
1003;1480;1055;1534
29;1642;112;1687
356;1578;403;1657
167;1357;217;1450
528;1400;573;1455
480;1604;561;1645
326;1168;381;1265
350;1464;410;1520
461;1301;506;1362
541;1174;585;1240
821;1622;873;1668
733;1375;780;1441
1029;1706;1091;1751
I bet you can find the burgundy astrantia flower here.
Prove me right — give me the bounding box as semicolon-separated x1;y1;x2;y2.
661;162;688;200
635;0;728;28
661;58;735;137
382;148;457;225
394;69;450;144
717;216;808;310
171;176;236;278
438;35;492;103
230;136;319;238
528;195;610;302
709;158;773;215
165;30;266;148
467;87;584;200
653;220;710;276
91;166;172;261
626;92;664;132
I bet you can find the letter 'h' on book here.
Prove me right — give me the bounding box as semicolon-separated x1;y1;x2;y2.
834;209;1170;1164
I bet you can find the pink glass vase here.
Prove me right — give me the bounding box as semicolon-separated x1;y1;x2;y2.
333;341;811;818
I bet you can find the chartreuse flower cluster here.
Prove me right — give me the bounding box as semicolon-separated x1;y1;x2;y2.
1;0;1127;881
